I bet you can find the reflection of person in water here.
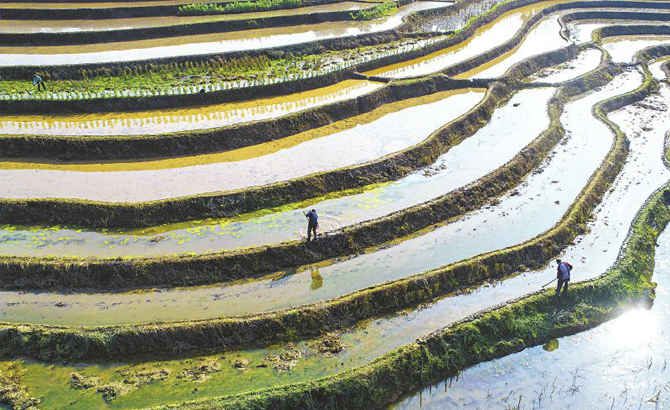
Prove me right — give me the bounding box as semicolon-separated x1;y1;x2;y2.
310;268;323;291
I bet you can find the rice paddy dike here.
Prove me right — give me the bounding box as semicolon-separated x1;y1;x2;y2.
1;0;670;409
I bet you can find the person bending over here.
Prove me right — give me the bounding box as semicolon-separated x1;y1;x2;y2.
556;259;572;295
305;209;318;241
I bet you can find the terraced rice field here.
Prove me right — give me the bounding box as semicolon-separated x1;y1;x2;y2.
1;0;670;408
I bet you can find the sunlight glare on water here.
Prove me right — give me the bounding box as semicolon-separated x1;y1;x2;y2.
604;308;656;349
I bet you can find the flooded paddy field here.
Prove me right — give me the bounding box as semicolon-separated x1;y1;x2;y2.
0;68;646;323
0;87;549;257
0;0;246;9
0;89;485;201
389;227;670;410
0;1;449;65
2;0;670;409
0;71;668;408
0;2;374;34
364;0;557;79
0;79;383;135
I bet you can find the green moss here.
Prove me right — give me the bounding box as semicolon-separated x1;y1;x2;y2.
0;364;40;409
0;57;648;364
350;1;397;20
154;67;670;410
172;183;668;410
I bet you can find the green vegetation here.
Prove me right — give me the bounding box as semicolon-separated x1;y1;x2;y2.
136;173;670;410
350;1;397;20
0;56;645;365
453;0;513;36
178;0;303;15
3;55;289;98
152;113;670;409
0;38;431;100
0;364;40;409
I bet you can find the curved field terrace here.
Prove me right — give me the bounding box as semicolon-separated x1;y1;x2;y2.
1;0;670;409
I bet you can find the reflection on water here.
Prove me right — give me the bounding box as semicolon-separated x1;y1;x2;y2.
0;72;644;325
0;2;449;66
421;0;499;32
528;47;602;83
602;35;670;63
542;339;559;351
0;77;666;410
310;268;323;290
365;3;531;78
389;228;670;409
0;90;486;201
0;2;371;34
0;80;380;136
0;87;549;258
649;57;670;79
367;0;577;79
457;14;568;78
3;88;480;171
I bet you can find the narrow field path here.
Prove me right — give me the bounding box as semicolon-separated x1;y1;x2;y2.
0;2;372;33
0;88;549;257
0;69;642;325
0;2;448;66
0;91;485;202
0;80;382;136
3;76;667;410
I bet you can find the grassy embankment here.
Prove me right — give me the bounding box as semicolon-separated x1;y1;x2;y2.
178;0;304;15
0;39;425;98
151;72;670;410
351;1;397;20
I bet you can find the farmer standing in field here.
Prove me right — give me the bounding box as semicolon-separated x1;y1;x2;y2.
33;74;46;92
305;209;319;241
556;259;572;295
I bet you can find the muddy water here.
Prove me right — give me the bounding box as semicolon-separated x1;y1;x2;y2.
602;35;670;62
0;70;642;326
0;2;449;66
0;87;553;257
390;205;670;409
0;91;486;202
528;47;602;82
1;79;666;410
456;13;568;78
0;80;381;136
0;2;371;34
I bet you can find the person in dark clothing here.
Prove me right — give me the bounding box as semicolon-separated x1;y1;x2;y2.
33;74;46;92
556;259;572;295
305;209;318;241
